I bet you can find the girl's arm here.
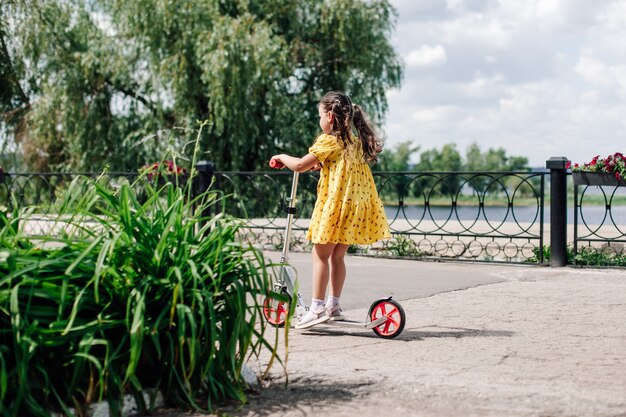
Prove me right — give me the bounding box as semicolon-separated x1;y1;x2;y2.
270;153;320;173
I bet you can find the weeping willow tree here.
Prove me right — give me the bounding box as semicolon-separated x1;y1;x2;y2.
0;0;402;172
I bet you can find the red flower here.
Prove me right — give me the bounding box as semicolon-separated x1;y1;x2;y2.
571;152;626;182
141;160;187;180
565;161;571;169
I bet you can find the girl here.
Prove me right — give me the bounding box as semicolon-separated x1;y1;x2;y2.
270;91;391;329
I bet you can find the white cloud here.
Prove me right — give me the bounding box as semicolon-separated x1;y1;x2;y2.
385;0;626;167
406;44;447;67
575;56;612;86
411;106;455;124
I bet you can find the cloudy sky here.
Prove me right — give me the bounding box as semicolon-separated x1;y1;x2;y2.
383;0;626;168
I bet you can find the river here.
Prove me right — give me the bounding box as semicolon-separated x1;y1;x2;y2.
385;205;626;226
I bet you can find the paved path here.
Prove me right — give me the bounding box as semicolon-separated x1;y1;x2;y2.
159;254;626;417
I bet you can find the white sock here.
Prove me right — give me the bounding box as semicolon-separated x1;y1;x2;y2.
311;298;325;312
325;295;340;308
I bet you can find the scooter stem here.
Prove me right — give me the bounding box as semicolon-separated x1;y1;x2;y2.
280;171;300;263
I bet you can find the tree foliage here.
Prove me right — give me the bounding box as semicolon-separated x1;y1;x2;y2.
0;0;402;172
378;141;531;197
376;140;420;172
463;142;529;172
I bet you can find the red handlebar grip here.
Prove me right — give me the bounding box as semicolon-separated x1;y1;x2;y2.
269;159;284;169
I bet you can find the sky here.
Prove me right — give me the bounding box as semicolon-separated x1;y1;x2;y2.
383;0;626;168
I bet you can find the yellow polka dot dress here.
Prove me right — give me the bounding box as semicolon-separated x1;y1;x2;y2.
306;134;391;245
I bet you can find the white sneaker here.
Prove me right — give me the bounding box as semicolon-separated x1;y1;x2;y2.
295;308;330;329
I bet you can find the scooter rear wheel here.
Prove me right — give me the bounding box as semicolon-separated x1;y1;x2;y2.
368;298;406;339
262;292;291;327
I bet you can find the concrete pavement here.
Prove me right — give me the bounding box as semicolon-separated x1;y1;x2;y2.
164;253;626;417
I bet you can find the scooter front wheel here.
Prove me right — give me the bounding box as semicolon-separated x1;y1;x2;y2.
368;298;406;339
262;292;291;327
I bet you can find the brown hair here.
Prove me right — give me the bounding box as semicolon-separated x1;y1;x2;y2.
319;91;382;163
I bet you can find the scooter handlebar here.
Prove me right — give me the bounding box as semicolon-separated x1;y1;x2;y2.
269;158;284;169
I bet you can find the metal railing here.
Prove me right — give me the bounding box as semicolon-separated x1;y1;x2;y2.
212;170;546;263
4;161;626;266
573;183;626;266
1;169;547;263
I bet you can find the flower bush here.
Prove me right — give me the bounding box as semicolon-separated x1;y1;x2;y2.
567;152;626;181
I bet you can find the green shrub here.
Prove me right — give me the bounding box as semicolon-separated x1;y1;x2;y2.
387;235;421;257
528;244;626;266
0;154;278;415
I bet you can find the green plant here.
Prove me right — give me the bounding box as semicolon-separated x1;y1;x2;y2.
527;245;626;266
347;244;365;254
0;125;280;416
387;235;421;257
526;245;551;264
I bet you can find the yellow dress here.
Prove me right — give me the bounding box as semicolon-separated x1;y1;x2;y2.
306;134;391;245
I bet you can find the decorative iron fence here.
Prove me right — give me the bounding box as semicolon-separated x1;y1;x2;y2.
1;169;546;263
573;182;626;266
0;172;141;236
215;170;546;263
4;161;626;266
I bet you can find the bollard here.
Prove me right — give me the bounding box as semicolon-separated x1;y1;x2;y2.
195;160;215;196
546;157;568;267
195;160;215;227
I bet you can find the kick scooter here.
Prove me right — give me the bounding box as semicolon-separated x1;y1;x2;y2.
262;159;406;339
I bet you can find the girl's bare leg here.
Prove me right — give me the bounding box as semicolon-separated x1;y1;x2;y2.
311;243;337;301
329;243;349;297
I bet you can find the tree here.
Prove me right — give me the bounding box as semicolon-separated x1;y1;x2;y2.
463;142;530;195
377;140;420;171
375;140;420;202
0;0;402;172
464;142;529;172
415;144;462;197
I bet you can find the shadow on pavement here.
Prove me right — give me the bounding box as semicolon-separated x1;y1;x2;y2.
299;325;515;341
215;376;372;416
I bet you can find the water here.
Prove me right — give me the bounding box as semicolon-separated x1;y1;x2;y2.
385;205;626;226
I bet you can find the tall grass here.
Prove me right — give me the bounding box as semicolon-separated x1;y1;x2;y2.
0;129;279;415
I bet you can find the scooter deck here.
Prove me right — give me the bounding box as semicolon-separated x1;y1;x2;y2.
317;316;388;329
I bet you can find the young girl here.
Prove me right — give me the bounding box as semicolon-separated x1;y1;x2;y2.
270;91;391;329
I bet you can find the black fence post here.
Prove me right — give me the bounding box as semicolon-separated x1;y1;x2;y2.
195;160;215;223
546;157;569;267
0;170;9;211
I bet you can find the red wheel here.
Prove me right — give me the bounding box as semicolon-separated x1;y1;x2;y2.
262;293;290;327
368;298;405;339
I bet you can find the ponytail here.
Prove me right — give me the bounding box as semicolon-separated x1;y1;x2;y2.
353;104;381;163
319;91;382;163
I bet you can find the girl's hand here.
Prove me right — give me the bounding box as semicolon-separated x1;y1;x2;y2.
269;156;284;169
270;153;318;172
